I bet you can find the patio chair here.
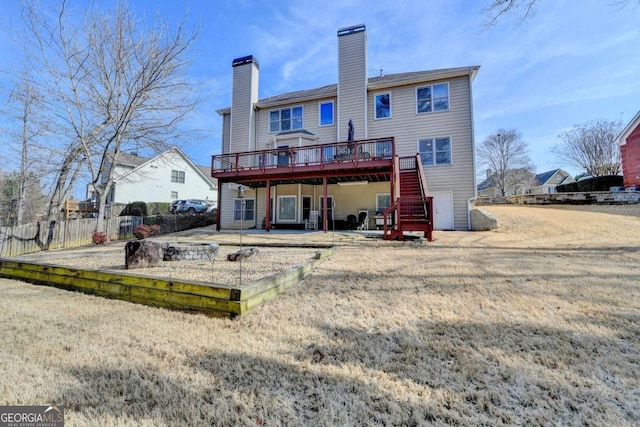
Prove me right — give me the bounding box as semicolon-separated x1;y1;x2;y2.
305;210;318;230
356;209;369;230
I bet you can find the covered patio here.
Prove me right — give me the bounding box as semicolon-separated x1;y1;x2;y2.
211;138;396;232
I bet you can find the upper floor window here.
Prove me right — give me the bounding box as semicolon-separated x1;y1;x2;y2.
171;170;185;183
416;82;449;113
270;106;303;132
319;101;334;126
418;137;452;166
374;93;391;119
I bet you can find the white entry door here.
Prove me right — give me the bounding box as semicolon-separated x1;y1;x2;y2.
432;192;454;230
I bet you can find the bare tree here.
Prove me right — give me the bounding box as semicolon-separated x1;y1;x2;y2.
553;119;623;177
483;0;638;27
482;0;538;28
477;129;536;196
18;0;199;231
6;79;51;224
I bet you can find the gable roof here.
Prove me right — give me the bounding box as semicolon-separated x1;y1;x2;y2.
217;65;480;113
535;169;560;185
477;174;499;191
535;169;571;186
615;110;640;146
113;147;217;188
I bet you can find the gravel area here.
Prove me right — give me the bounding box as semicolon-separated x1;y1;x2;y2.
49;245;321;286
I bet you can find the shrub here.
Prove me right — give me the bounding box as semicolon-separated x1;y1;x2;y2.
120;201;148;217
133;224;161;239
92;229;107;245
557;175;624;192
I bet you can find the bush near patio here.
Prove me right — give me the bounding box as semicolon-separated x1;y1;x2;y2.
143;212;216;235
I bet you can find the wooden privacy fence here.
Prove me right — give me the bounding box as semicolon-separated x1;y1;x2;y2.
0;216;142;257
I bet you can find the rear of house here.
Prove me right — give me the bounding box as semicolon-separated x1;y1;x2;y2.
213;24;479;234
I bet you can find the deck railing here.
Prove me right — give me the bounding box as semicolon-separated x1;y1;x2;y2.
212;138;395;175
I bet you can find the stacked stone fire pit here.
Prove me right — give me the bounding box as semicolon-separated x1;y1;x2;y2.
125;240;220;269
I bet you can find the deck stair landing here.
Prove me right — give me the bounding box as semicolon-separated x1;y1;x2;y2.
383;155;434;241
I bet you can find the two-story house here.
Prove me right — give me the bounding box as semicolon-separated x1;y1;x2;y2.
212;24;479;240
98;146;218;206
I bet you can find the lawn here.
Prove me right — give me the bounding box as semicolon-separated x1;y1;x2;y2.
0;204;638;426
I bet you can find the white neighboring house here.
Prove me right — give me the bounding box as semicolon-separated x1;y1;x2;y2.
94;146;218;206
528;169;573;195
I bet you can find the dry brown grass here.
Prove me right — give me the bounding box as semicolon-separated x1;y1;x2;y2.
1;204;639;426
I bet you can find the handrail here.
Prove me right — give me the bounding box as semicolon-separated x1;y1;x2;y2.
414;154;433;221
211;137;395;175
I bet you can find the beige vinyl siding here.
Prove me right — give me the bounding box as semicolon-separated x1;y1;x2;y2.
222;113;231;154
230;62;258;154
220;185;257;229
368;75;475;230
251;182;390;226
338;29;367;142
254;98;338;150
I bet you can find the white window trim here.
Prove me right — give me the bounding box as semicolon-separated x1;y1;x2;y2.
277;195;297;223
318;101;334;127
415;82;450;114
269;105;304;133
376;193;391;213
417;136;453;167
233;198;255;221
374;92;392;120
171;169;185;184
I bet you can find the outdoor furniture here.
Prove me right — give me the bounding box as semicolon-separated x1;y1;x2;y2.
305;210;318;230
357;209;369;230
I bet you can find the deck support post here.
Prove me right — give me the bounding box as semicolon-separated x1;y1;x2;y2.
322;176;328;233
265;180;272;232
216;181;223;231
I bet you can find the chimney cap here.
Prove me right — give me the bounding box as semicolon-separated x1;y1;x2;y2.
232;55;259;69
337;24;366;37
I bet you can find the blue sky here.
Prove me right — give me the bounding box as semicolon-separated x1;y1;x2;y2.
1;0;639;179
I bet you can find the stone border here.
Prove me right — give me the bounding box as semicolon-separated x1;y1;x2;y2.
0;246;335;318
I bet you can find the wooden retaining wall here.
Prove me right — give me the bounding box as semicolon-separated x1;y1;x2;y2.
0;246;335;318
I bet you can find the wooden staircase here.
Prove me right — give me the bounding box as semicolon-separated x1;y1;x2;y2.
383;155;434;241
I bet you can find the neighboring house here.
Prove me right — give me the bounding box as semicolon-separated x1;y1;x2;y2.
93;146;218;206
528;169;573;194
615;110;640;189
477;169;537;198
212;24;479;236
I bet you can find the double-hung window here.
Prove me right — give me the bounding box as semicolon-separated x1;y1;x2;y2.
418;137;452;166
171;170;185;183
234;199;255;221
269;106;303;132
376;193;391;213
319;101;334;126
374;93;391;119
416;82;449;113
278;196;296;222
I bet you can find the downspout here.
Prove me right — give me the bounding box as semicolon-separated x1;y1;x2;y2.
468;68;479;231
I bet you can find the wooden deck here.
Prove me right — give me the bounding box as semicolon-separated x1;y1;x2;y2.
212;138;395;187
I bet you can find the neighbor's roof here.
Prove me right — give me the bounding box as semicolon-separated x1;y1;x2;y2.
111;148;217;187
477;174;498;191
112;152;149;168
615;110;640;145
535;169;560;186
217;65;480;113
